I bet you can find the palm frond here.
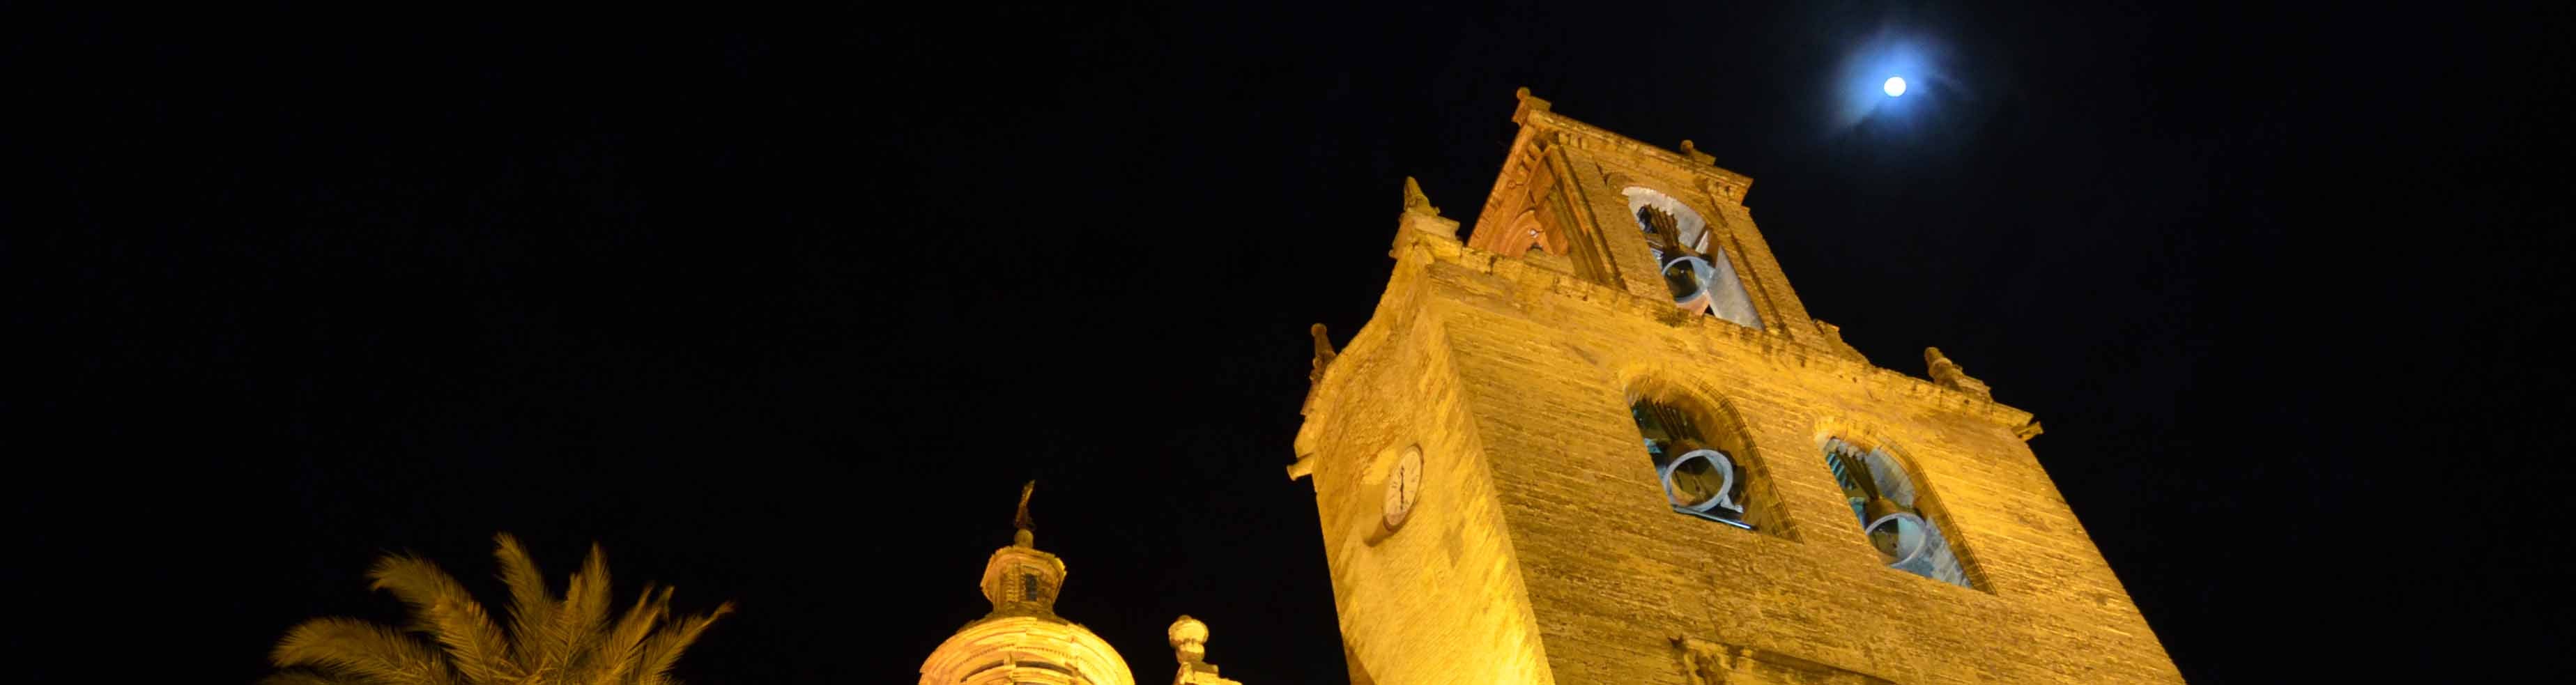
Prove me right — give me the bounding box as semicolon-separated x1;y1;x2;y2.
370;553;523;683
493;532;558;662
559;544;614;642
535;542;616;680
259;670;370;685
270;617;457;685
268;535;730;685
629;601;733;685
594;584;673;684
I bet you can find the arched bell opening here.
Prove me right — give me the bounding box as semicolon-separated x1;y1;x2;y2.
1822;437;1980;589
1621;378;1785;538
1623;187;1763;330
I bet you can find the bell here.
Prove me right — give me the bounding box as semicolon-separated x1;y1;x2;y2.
1661;255;1715;313
1862;499;1931;567
1661;448;1742;515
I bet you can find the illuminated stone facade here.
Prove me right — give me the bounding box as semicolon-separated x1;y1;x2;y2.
1289;91;2185;684
920;487;1245;685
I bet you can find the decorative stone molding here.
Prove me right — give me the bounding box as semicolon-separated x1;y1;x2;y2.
920;616;1134;685
1811;320;1868;362
1510;88;1754;192
1379;229;2038;431
1672;636;1894;685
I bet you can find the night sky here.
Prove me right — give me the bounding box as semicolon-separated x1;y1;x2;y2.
21;2;2575;683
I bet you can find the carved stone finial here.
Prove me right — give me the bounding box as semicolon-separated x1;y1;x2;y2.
1402;176;1440;217
1169;615;1242;685
1168;615;1209;663
1301;323;1341;418
1924;347;1960;378
1678;139;1715;166
1298;323;1340;419
1512;86;1551;123
1309;323;1338;383
1924;347;1992;399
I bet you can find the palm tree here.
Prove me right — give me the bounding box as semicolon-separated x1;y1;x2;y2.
265;533;734;685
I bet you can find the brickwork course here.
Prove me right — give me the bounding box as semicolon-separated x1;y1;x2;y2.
1291;90;2185;685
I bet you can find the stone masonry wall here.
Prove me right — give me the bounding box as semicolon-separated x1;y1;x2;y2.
1297;221;1556;685
1392;226;2179;684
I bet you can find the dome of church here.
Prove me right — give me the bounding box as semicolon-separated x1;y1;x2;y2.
918;612;1133;685
918;484;1135;685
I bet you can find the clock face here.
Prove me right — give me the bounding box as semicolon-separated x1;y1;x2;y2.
1381;446;1423;530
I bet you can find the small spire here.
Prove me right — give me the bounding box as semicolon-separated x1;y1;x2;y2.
1402;176;1439;217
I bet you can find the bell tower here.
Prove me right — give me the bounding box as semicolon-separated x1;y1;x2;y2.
1288;91;2183;684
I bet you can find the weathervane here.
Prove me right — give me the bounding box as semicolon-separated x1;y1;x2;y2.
1015;480;1037;533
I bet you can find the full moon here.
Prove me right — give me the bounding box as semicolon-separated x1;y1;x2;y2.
1883;76;1908;97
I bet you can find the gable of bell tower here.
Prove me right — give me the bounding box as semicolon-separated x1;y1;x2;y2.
1464;88;1857;357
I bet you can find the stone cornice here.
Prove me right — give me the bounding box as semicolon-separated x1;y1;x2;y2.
1512;89;1754;206
919;615;1135;685
1390;224;2037;432
1296;210;2041;475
